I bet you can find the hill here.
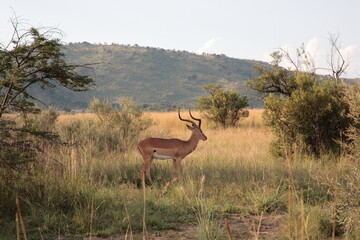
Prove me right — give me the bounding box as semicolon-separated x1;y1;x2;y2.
30;42;269;110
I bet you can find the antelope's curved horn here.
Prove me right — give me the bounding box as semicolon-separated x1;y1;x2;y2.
178;109;196;125
189;109;202;128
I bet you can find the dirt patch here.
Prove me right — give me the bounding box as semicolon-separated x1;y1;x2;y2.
86;214;284;240
224;214;284;239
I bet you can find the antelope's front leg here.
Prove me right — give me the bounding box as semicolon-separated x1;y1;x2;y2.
174;157;183;180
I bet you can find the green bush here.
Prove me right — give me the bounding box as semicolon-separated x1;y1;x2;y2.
248;51;352;156
0;108;60;181
263;73;351;156
57;117;121;155
197;84;249;127
88;97;153;151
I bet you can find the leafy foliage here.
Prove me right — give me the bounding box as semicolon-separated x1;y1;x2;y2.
344;83;360;160
88;97;153;151
197;84;249;127
0;108;59;182
264;73;350;155
0;26;93;117
248;52;297;97
248;50;352;156
0;19;93;180
0;119;37;177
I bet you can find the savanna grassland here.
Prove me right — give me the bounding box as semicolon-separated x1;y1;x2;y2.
1;110;360;239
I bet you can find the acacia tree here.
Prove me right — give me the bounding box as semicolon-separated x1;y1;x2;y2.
0;19;93;117
197;84;249;127
0;18;94;174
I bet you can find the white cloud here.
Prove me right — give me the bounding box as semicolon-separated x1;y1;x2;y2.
341;44;358;59
305;37;329;73
305;37;320;59
340;44;359;77
261;51;273;63
197;37;224;55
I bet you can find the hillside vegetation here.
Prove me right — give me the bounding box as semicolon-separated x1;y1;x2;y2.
30;43;268;110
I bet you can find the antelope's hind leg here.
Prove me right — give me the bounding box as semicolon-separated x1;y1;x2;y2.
172;159;178;181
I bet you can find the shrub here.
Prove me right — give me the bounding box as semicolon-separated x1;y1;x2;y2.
248;50;352;156
0;108;60;180
88;97;153;151
344;83;360;160
197;84;249;127
263;73;351;156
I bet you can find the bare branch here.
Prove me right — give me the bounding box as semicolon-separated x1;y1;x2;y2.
279;47;299;71
328;33;349;82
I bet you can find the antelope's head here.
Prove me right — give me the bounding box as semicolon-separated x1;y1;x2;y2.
178;109;207;141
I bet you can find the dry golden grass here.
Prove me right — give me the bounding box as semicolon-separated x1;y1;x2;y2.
63;109;273;185
147;109;271;162
148;109;264;130
3;109;359;239
57;112;98;122
62;110;272;168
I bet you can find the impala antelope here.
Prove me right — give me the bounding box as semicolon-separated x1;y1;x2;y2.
137;109;207;184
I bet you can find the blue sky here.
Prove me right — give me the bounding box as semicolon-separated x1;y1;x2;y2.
1;0;360;78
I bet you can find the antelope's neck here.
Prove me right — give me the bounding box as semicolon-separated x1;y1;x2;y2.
185;131;200;153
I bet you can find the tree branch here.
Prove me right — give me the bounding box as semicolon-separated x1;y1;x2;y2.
0;83;14;117
329;33;349;82
1;80;37;112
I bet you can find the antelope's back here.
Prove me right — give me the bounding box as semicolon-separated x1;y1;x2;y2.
138;137;185;150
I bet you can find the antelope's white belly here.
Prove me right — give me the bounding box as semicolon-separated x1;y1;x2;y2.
152;151;176;160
